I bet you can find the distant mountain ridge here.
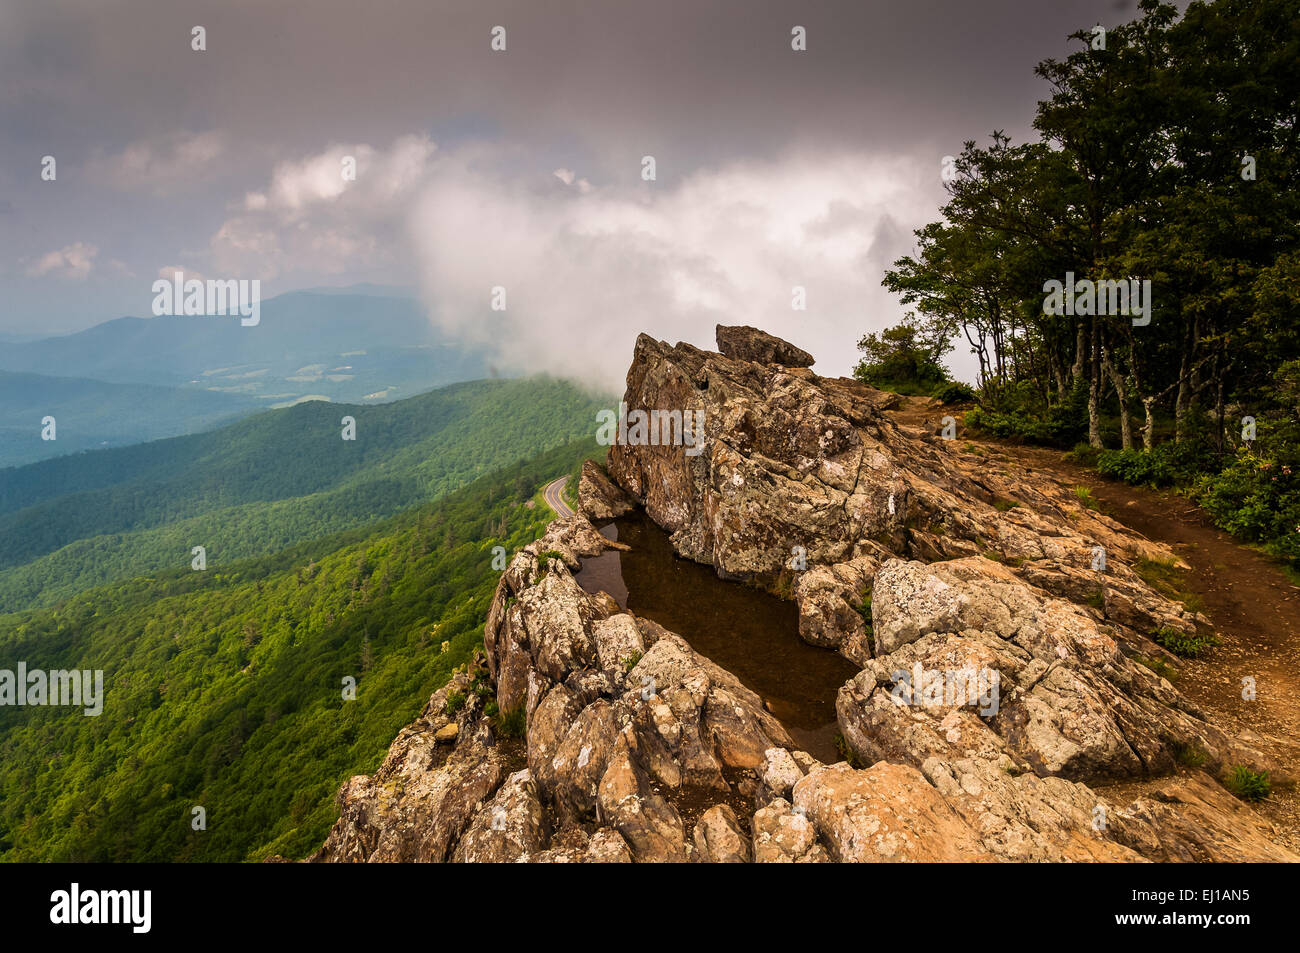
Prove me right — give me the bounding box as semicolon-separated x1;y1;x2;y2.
0;289;494;466
0;289;491;403
0;370;260;468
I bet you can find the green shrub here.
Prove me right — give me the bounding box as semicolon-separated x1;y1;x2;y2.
1223;765;1270;802
1194;443;1300;570
964;381;1088;447
535;549;566;580
1096;441;1219;488
444;691;466;716
931;381;977;404
853;319;951;395
1066;442;1102;468
1171;740;1207;766
1152;626;1219;659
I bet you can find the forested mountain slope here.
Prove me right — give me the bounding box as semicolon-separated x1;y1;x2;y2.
0;377;607;611
0;439;599;862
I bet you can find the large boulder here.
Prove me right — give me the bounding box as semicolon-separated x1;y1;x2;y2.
791;761;994;862
605;331;1200;660
715;324;815;367
578;460;637;522
452;769;547;863
693;805;752;863
849;556;1239;784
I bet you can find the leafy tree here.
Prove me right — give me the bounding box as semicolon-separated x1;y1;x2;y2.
853;316;952;395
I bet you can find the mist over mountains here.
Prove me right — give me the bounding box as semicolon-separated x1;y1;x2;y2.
0;288;493;467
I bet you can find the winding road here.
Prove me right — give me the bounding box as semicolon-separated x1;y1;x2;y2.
542;476;575;518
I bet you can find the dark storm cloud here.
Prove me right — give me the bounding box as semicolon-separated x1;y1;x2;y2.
2;0;1138;163
0;0;1156;378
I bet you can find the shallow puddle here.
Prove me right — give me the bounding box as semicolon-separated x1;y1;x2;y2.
576;513;857;763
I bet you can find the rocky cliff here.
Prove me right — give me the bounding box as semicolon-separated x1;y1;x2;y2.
313;326;1295;863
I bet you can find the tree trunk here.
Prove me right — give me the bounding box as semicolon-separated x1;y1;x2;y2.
1103;350;1133;450
1052;347;1069;400
1142;396;1156;450
1088;318;1102;448
1174;340;1192;443
1174;316;1198;443
1072;324;1086;384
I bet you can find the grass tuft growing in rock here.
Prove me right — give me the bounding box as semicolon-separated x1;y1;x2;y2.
535;549;566;580
1152;626;1219;659
495;704;526;740
1171;740;1208;768
1223;765;1271;802
1136;655;1179;681
834;733;865;769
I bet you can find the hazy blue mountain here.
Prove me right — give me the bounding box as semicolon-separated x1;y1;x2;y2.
0;370;260;468
0;290;491;405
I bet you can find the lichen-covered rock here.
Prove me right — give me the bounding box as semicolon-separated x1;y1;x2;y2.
540;699;621;823
578;460;637;522
314;733;507;863
853;556;1237;784
793;555;880;663
715;324;815;367
751;798;829;863
920;757;1144;862
693;805;751;863
758;747;806;803
597;740;689;862
792;761;994;862
1111;776;1300;862
453;769;546;863
592;613;645;686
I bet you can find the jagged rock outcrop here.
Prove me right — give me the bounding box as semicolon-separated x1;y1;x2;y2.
578;460;636;522
792;555;879;664
314;325;1295;864
714;324;815;367
606;328;1202;658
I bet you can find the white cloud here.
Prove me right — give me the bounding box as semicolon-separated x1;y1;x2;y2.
87;131;225;193
409;148;935;391
211;134;437;277
156;264;206;283
26;242;98;280
204;137;954;388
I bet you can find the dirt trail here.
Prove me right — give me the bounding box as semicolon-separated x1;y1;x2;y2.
891;396;1300;847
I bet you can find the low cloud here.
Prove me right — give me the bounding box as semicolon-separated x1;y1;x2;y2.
86;131;225;194
212;134;437;278
409;148;937;392
25;242;98;280
205;136;946;389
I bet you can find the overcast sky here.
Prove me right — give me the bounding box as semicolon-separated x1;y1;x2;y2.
0;0;1157;386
